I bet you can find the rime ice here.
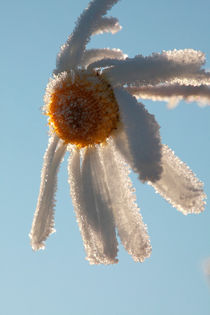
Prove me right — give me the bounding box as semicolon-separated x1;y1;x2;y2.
45;70;119;147
30;0;208;264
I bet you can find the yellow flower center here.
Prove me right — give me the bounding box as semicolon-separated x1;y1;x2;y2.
45;71;119;147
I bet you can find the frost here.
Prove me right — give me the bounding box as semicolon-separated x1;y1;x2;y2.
31;0;208;264
127;84;210;107
149;145;206;214
55;0;120;73
99;141;151;262
81;48;126;68
30;136;66;250
103;51;210;87
68;148;118;264
114;87;162;182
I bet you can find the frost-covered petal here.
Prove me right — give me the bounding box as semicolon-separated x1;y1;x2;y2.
55;0;120;73
92;16;122;35
30;135;66;250
126;84;210;108
99;140;151;262
103;50;210;86
68;147;118;265
81;48;126;68
149;145;206;214
170;73;210;86
114;87;162;182
164;49;206;66
87;57;123;70
68;149;99;263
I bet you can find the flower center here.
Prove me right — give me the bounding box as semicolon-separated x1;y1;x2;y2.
44;70;119;147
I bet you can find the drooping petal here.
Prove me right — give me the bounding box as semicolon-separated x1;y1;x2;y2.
114;87;162;182
164;49;206;66
68;147;118;265
55;0;120;73
126;84;210;108
92;16;122;35
81;147;118;263
172;73;210;86
30;135;66;250
81;48;126;68
149;145;206;215
99;140;151;262
103;49;210;86
68;149;98;263
87;57;123;70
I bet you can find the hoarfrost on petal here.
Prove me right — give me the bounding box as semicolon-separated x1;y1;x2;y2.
55;0;120;72
92;16;122;35
149;145;206;214
126;84;210;107
162;49;206;66
30;135;66;250
87;57;122;71
114;87;162;182
81;48;126;68
68;147;118;265
99;140;151;262
104;51;210;86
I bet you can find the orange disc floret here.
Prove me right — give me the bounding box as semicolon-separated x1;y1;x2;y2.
45;70;119;147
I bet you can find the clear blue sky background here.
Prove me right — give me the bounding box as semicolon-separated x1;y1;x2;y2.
1;0;210;314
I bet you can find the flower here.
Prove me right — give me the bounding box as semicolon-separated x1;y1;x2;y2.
30;0;209;264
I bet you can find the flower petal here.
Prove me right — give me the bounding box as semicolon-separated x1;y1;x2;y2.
68;149;99;263
126;84;210;107
68;147;118;265
87;57;122;71
149;145;206;214
55;0;120;73
99;140;151;262
103;49;210;86
92;16;122;35
29;135;66;250
81;48;126;68
114;87;162;182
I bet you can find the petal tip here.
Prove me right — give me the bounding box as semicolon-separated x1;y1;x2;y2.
30;240;46;251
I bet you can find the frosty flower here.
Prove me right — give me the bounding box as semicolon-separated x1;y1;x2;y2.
30;0;209;264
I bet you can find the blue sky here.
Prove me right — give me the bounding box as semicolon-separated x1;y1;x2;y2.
1;0;210;314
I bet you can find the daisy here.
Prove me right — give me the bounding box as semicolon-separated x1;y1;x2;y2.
30;0;209;264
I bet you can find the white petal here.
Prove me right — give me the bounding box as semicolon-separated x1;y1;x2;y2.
169;73;210;86
68;149;99;262
99;140;151;262
92;16;122;35
126;84;210;107
149;145;206;215
30;135;66;250
114;87;162;182
68;147;118;265
81;48;126;68
163;49;206;66
87;57;122;70
55;0;120;72
104;50;210;86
